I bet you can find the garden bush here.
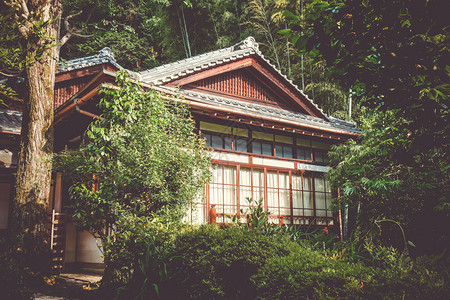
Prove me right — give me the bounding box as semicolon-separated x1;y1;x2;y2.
253;246;449;299
109;223;448;299
100;214;173;299
164;225;296;299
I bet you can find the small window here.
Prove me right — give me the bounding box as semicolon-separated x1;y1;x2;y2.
224;137;232;150
275;145;293;158
235;138;247;152
313;150;329;163
261;143;272;156
252;141;273;156
203;133;212;147
212;135;223;148
252;141;262;155
296;148;312;160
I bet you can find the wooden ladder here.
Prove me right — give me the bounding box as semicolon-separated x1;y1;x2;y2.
50;209;66;271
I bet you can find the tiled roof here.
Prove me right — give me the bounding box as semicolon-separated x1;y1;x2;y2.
0;109;22;133
139;37;260;84
57;47;123;73
161;87;359;135
138;37;328;120
54;38;358;135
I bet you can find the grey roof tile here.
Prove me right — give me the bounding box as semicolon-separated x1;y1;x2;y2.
161;87;359;135
58;47;124;73
0;109;22;133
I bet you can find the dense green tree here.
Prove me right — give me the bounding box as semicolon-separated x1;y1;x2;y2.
284;0;449;147
54;72;211;276
283;0;449;254
328;109;448;254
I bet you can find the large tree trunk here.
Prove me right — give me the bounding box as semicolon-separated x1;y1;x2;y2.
10;0;61;274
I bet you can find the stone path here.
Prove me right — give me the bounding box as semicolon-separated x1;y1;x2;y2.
34;273;102;300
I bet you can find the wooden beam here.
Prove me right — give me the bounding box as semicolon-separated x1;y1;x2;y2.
167;58;253;87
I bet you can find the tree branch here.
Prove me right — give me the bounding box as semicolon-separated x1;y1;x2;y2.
59;10;89;47
0;70;23;77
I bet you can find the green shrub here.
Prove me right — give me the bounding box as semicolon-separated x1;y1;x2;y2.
252;246;368;299
100;214;173;299
164;225;296;299
253;247;449;299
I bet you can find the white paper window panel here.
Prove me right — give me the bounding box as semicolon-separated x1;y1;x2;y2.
303;191;313;210
280;189;290;207
253;187;264;201
212;167;222;183
223;166;236;184
315;176;325;192
223;205;237;215
253;170;264;187
267;171;278;188
240;187;252;202
279;208;290;215
304;208;314;217
240;168;251;185
316;209;328;217
292;191;302;209
279;172;289;189
292;173;301;190
267;189;278;207
316;192;326;210
303;175;313;191
292;208;303;216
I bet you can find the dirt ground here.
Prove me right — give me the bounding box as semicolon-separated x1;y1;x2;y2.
34;273;102;300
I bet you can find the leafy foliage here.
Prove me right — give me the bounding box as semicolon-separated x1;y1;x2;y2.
283;0;449;151
54;72;210;293
99;215;174;299
165;225;294;299
327;108;449;254
253;244;449;299
283;0;449;255
55;71;210;237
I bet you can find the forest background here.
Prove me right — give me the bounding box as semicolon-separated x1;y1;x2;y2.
59;0;351;120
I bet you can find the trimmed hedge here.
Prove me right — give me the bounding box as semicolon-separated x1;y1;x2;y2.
165;225;295;299
103;223;448;299
253;246;449;299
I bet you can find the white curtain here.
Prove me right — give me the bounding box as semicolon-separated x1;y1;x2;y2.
210;165;237;222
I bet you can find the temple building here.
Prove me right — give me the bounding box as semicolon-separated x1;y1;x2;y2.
0;37;358;271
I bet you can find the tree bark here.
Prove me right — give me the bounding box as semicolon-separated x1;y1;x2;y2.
10;0;61;273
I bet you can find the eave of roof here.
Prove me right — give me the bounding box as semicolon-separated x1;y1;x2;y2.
160;86;359;136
